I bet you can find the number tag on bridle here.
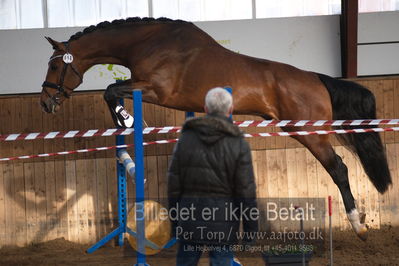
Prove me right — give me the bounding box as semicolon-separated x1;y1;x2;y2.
63;53;74;64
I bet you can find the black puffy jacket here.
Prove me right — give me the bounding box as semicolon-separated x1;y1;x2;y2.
168;114;258;245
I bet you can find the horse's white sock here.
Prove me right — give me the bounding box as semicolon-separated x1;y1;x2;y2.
347;208;362;232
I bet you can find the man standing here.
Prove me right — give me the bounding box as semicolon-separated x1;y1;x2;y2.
168;87;258;266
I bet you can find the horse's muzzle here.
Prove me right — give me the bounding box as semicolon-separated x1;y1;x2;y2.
40;100;50;113
40;98;59;114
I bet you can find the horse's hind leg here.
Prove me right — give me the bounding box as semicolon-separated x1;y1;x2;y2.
103;79;154;127
290;133;368;240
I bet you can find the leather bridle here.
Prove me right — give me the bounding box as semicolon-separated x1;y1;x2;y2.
41;42;83;106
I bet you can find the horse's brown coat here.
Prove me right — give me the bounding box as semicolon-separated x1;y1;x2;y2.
40;18;391;239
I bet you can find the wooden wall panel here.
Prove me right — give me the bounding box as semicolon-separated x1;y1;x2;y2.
65;160;78;242
395;81;399;143
86;159;98;242
75;159;89;243
94;158;109;239
157;155;169;200
13;162;26;246
0;76;398;247
0;163;6;245
386;143;399;226
3;163;15;246
393;144;399;226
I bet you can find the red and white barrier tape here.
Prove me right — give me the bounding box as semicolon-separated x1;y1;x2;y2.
243;126;399;138
1;119;398;142
1;126;398;162
0;139;179;162
235;119;399;128
0;128;136;142
0;127;177;142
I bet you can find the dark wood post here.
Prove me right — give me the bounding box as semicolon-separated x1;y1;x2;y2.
340;0;358;78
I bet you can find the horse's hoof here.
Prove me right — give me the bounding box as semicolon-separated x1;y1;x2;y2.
356;224;368;241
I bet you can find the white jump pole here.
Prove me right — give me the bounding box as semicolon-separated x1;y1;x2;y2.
117;149;136;178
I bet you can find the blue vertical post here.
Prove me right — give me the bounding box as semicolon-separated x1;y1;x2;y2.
86;82;128;254
186;111;195;118
224;87;233;120
225;86;240;266
116;98;127;247
133;90;146;265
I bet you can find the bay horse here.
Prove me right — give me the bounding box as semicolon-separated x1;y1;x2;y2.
40;17;392;240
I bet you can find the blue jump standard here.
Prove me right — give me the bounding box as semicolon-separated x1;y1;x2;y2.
225;87;232;120
86;91;149;266
133;90;147;266
186;111;195;118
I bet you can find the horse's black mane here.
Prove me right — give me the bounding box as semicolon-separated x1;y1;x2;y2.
69;17;190;41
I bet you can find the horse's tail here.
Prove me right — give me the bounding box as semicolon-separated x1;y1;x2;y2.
317;73;392;193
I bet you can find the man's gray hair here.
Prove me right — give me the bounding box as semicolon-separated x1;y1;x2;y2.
205;87;233;115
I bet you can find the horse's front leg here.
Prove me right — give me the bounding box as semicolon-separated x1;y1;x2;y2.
103;79;154;128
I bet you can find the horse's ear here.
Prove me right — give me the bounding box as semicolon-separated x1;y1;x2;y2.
45;36;63;50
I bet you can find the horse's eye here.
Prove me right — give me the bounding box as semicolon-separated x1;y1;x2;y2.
50;64;58;71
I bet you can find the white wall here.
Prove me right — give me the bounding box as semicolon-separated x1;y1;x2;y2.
0;12;397;95
196;15;342;76
358;11;399;76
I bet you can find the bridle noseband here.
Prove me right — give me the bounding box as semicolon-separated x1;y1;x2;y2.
42;42;83;106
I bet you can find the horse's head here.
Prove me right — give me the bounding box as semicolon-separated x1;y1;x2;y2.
40;37;83;113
